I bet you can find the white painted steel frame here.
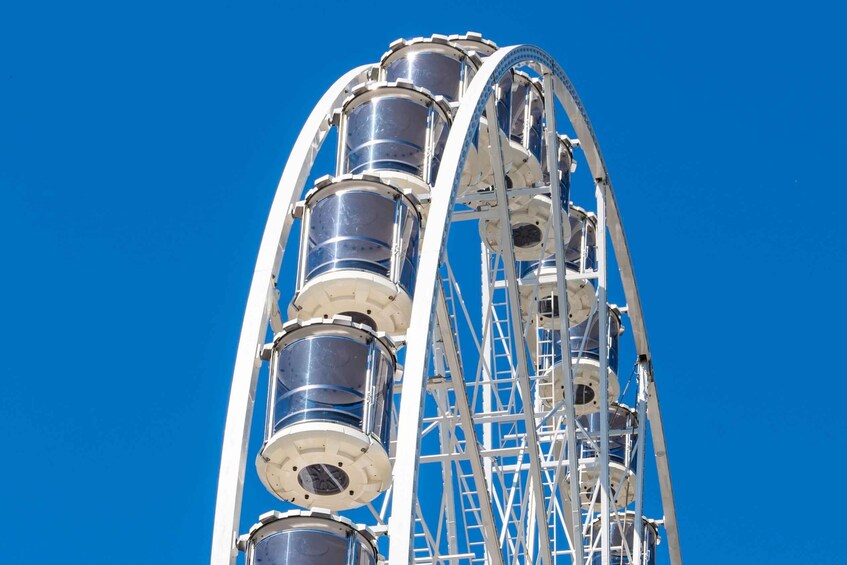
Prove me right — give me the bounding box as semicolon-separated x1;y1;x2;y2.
595;183;611;565
435;290;504;564
484;93;552;565
388;44;680;563
542;69;585;565
210;43;681;565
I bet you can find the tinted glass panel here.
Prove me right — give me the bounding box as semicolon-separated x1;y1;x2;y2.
273;333;395;443
345;97;429;176
577;407;635;464
510;80;529;143
306;191;395;281
537;310;620;374
273;335;369;433
305;190;420;297
253;529;349;565
396;200;420;296
496;72;513;135
569;311;621;374
526;94;543;160
386;53;463;101
369;346;394;447
429;110;450;183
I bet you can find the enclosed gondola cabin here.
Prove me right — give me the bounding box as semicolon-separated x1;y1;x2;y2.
239;510;379;565
533;306;624;415
479;129;573;262
289;174;422;333
519;199;596;328
379;36;483;190
588;512;660;565
567;403;638;508
256;317;396;510
336;80;452;201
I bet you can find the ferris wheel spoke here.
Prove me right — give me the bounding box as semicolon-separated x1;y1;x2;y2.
434;288;505;563
491;454;531;558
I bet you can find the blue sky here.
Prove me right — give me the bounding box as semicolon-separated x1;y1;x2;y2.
2;1;845;563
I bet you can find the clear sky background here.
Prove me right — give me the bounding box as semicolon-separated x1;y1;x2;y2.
2;1;845;563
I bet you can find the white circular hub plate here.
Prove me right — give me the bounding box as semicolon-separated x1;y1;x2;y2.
256;421;392;511
538;357;620;416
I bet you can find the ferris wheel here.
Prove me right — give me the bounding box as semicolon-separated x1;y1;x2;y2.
211;33;682;565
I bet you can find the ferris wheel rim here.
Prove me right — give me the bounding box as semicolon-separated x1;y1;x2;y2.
210;63;374;565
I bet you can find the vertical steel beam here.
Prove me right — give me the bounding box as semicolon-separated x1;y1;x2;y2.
632;360;649;565
542;70;586;565
481;244;495;500
596;182;611;565
431;327;459;564
436;291;505;564
485;94;553;565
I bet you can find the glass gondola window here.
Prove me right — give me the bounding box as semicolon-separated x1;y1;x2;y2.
568;212;597;271
342;93;450;184
271;332;393;451
541;135;574;206
303;189;420;298
518;208;595;279
244;513;378;565
384;51;469;102
588;513;659;565
577;404;637;464
526;100;543;162
254;528;350;565
534;307;623;408
569;308;622;375
510;73;544;162
495;71;513;136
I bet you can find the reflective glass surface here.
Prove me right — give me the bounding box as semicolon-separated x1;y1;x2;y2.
297;464;349;495
526;94;543;161
252;528;375;565
344;96;449;182
537;309;621;375
273;334;393;447
305;190;419;297
518;212;596;277
558;148;572;202
589;519;657;565
385;52;465;101
496;72;512;136
510;80;529;143
541;138;572;205
396;199;420;295
577;407;636;464
567;213;597;271
510;79;544;160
